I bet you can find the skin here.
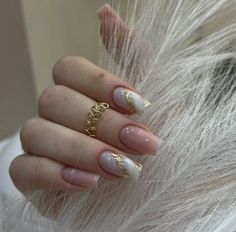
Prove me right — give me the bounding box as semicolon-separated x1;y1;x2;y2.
9;5;158;194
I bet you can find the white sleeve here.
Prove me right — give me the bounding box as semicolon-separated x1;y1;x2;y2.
0;131;24;198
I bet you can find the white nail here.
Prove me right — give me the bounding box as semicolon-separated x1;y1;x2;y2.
113;87;151;114
99;151;142;180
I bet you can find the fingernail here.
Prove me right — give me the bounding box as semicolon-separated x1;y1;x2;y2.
99;151;142;180
120;126;162;155
113;87;151;114
62;168;100;188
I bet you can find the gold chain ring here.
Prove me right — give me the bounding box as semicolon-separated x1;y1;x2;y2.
84;102;110;138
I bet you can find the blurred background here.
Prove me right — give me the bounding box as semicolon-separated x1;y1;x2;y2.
0;0;104;139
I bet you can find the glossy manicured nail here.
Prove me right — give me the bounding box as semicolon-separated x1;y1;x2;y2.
113;87;151;114
120;126;162;155
99;151;142;180
62;168;100;188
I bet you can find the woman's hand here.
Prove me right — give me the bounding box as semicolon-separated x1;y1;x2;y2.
9;5;162;194
10;56;161;193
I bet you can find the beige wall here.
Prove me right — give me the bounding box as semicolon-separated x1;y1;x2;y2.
20;0;105;97
0;0;36;139
0;1;105;138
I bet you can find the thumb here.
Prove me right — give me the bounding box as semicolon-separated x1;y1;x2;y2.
97;4;150;84
97;4;135;64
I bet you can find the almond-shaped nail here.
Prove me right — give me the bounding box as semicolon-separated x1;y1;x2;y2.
62;168;100;189
113;87;151;114
99;151;142;180
120;126;162;155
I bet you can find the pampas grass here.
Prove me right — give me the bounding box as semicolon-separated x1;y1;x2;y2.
1;0;236;231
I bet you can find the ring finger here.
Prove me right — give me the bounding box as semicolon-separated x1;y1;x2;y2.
20;118;143;181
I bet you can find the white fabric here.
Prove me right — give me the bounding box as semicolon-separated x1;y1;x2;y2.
0;131;23;197
0;132;24;228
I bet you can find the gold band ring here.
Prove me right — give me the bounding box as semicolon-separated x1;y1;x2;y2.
84;102;110;138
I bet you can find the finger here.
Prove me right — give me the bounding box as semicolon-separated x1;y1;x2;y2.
97;4;149;81
53;56;151;115
9;154;100;193
20;118;143;180
38;85;161;155
97;4;133;63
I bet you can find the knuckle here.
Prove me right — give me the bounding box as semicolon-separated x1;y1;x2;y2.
9;155;24;184
96;70;106;80
20;118;37;139
38;85;67;115
20;118;38;150
52;56;87;83
33;158;47;178
76;56;88;66
10;156;48;189
53;56;75;83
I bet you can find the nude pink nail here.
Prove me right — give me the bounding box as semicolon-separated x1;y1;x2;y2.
62;168;100;188
120;126;162;155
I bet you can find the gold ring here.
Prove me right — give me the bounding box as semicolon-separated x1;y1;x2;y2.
84;102;110;138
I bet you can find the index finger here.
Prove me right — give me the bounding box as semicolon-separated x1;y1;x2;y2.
53;56;151;115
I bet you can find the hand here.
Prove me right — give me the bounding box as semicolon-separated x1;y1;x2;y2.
9;5;162;194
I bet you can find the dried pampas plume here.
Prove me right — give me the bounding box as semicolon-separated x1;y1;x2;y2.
1;0;236;231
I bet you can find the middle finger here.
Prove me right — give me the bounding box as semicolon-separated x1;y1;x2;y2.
38;85;161;155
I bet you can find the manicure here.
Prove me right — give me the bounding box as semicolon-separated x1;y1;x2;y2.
62;168;100;188
99;151;142;180
113;87;151;114
120;126;162;155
